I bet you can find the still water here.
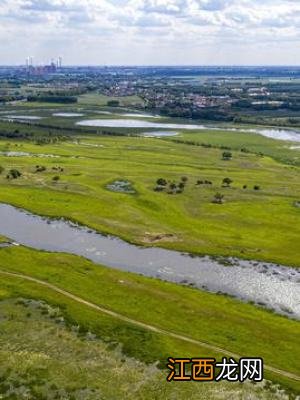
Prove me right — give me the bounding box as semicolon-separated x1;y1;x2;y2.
76;118;300;142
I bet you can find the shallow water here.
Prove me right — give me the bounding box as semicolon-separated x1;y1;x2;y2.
0;151;60;158
121;113;160;118
76;118;206;130
252;128;300;142
79;142;104;148
0;204;299;319
142;131;179;137
106;180;135;193
0;151;30;157
76;118;300;142
53;113;85;117
3;115;42;120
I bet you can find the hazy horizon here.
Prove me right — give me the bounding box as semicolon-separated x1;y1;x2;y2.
1;0;300;66
1;64;300;67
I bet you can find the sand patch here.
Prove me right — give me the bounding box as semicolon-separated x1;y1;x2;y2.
142;232;179;243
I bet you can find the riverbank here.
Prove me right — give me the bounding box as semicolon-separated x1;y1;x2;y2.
0;105;299;397
0;135;299;267
0;203;299;319
3;297;289;399
0;244;299;394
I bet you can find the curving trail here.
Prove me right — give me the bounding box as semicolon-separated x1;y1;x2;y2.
0;269;299;382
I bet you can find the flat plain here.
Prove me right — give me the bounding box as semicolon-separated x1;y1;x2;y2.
0;100;299;398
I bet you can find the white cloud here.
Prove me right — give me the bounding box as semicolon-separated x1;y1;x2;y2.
0;0;299;65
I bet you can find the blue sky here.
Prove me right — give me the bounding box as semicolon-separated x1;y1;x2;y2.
0;0;299;65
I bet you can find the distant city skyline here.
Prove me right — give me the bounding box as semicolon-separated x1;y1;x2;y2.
0;0;300;66
24;56;62;67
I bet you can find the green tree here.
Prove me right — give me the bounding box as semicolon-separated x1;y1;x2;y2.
9;169;22;179
107;100;120;107
156;178;167;186
212;193;224;204
222;151;232;160
223;177;233;187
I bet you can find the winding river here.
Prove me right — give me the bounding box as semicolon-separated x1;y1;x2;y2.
0;204;299;319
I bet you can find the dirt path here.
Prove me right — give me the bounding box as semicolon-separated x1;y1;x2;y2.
0;269;299;382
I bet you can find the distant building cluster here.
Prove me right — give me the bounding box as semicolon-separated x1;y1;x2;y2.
25;56;62;75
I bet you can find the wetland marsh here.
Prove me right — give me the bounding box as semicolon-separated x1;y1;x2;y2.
0;98;299;396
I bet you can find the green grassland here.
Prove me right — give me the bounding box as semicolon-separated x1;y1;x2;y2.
0;298;291;400
1;102;299;165
78;93;145;107
5;101;71;108
0;103;299;398
0;93;144;112
0;105;164;134
0;134;299;267
0;245;299;395
172;129;300;166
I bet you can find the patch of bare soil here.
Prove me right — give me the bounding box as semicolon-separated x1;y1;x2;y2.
142;232;179;243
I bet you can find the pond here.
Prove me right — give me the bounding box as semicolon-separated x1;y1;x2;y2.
0;151;60;158
53;113;85;117
142;131;179;137
121;113;160;118
76;118;206;130
76;118;300;142
0;203;299;319
106;180;135;193
249;128;300;142
3;115;42;120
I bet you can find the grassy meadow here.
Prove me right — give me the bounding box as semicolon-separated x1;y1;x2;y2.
0;296;293;399
0;102;299;398
0;132;299;267
173;129;300;166
78;93;145;107
0;245;299;395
